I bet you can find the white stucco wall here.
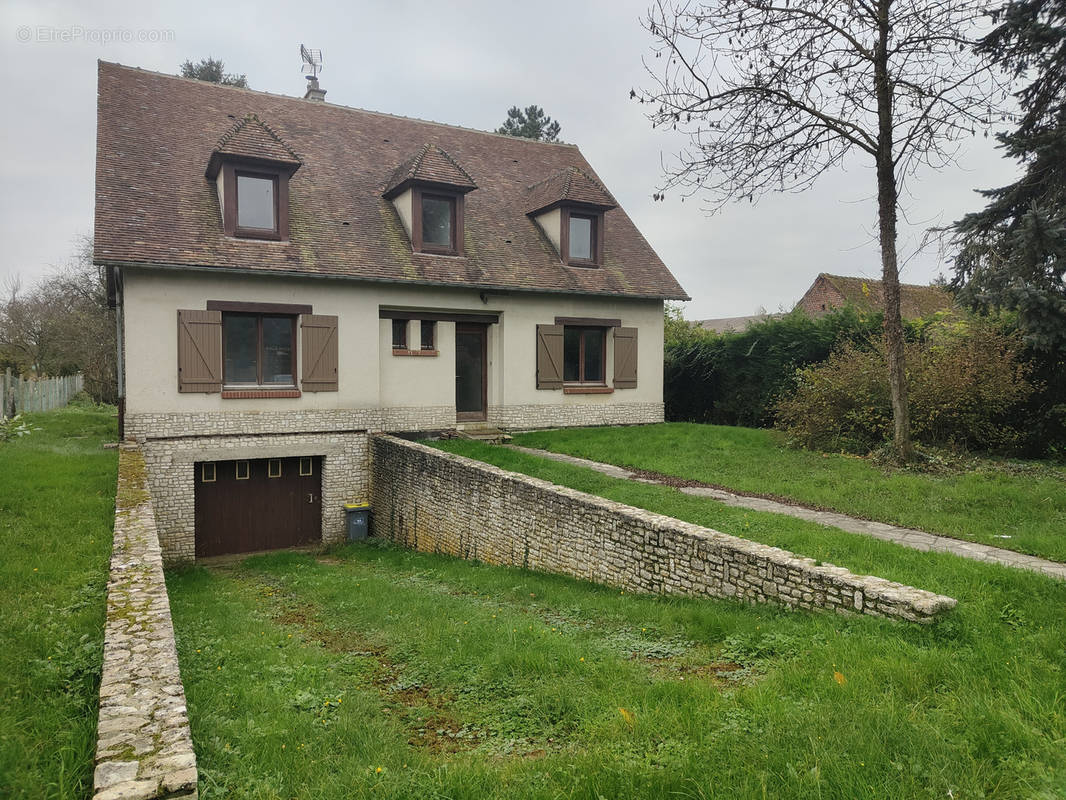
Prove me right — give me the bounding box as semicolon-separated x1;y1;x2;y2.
533;208;561;253
121;267;664;421
391;189;413;239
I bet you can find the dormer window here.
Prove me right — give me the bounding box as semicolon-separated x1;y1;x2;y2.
414;190;462;255
384;144;476;257
563;210;599;266
236;172;278;233
527;166;616;269
205;114;301;242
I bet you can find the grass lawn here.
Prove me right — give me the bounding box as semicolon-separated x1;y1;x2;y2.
168;439;1066;799
510;423;1066;563
0;406;117;799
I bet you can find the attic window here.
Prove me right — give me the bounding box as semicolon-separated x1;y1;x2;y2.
236;172;278;233
561;207;603;267
418;192;458;254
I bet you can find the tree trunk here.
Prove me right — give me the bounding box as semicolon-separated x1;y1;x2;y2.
875;0;914;461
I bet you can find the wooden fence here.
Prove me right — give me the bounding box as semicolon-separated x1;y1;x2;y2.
1;371;84;420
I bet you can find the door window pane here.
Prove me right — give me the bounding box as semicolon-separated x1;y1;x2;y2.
237;175;276;230
421;195;453;248
568;215;593;261
224;315;258;383
455;331;484;414
262;316;293;383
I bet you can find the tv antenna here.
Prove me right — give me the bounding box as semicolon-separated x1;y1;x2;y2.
300;44;323;79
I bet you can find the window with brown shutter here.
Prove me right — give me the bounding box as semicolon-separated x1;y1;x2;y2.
177;309;222;393
301;315;338;392
613;327;638;389
535;324;564;389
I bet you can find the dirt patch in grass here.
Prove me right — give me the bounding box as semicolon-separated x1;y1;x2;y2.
267;590;481;752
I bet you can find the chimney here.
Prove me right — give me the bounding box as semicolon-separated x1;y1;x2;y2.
304;76;326;102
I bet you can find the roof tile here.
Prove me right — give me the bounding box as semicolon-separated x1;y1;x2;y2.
94;62;688;301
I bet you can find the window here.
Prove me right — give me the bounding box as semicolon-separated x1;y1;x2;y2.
235;460;250;480
236;173;277;232
222;313;296;387
421;195;454;249
412;189;463;255
268;459;282;478
217;162;291;240
392;319;408;350
561;208;602;266
563;327;605;384
299;457;313;476
201;462;216;483
420;320;436;351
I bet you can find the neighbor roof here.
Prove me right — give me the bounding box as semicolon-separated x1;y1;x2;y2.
812;273;953;318
94;62;688;301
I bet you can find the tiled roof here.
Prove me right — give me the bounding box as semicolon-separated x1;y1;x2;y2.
819;274;953;319
94;62;688;301
527;166;617;214
206;114;301;177
383;143;476;197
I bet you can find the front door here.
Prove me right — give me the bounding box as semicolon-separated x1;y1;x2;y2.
455;323;487;422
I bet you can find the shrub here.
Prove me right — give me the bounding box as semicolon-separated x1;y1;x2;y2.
775;318;1035;453
664;307;883;427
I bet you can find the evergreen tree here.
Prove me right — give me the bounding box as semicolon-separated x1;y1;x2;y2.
496;105;561;142
953;1;1066;351
179;57;248;88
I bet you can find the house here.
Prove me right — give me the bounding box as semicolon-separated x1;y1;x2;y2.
696;312;781;334
93;62;688;564
795;273;953;319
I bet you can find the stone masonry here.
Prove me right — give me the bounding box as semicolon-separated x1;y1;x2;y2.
94;445;197;800
370;436;957;624
141;430;368;565
126;405;662;564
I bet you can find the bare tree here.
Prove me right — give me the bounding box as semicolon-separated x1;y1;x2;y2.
636;0;1005;460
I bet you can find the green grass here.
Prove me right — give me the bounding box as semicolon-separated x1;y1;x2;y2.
0;406;117;799
508;423;1066;563
168;441;1066;799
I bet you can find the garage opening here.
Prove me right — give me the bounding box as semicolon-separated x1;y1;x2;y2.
194;456;322;558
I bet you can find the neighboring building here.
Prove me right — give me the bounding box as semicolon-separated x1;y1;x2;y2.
94;62;687;563
795;273;953;318
696;313;781;334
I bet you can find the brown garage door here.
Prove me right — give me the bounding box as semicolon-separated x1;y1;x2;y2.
194;456;322;558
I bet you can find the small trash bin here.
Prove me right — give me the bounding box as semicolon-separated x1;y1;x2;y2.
344;502;371;541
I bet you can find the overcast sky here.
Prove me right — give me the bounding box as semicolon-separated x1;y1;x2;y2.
0;0;1019;319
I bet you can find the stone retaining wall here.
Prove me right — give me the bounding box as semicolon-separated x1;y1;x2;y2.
94;445;197;800
369;436;956;624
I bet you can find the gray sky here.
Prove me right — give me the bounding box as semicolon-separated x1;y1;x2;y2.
0;0;1018;319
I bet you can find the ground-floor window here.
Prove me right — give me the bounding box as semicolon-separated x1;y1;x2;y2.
563;326;606;384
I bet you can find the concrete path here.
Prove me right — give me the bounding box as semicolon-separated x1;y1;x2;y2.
507;445;1066;581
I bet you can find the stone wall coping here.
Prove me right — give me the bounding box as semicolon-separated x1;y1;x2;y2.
374;434;957;621
94;444;198;800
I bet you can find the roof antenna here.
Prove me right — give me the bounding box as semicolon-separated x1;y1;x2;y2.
300;45;326;102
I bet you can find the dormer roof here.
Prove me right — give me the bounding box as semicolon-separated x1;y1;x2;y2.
383;143;477;198
527;166;617;215
205;114;301;178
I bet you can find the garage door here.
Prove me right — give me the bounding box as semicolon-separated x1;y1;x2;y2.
194;456;322;558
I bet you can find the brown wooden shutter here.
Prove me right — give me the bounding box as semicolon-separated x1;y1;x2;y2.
177;309;221;393
536;324;564;389
301;314;338;392
613;327;638;389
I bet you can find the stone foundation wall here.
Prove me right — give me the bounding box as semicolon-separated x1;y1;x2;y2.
94;445;197;800
142;431;368;564
488;401;664;430
369;436;956;624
